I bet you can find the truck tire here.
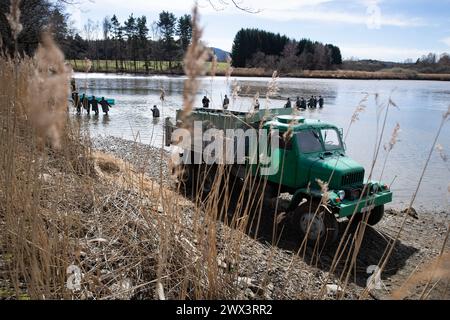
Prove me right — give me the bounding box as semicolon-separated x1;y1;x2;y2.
351;205;385;227
367;205;384;226
295;202;339;247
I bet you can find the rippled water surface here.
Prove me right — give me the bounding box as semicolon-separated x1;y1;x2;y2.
73;73;450;212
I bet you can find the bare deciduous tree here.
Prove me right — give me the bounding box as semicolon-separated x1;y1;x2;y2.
207;0;260;13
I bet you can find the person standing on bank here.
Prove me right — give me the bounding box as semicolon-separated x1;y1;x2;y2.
313;96;318;108
152;105;160;118
100;97;112;115
223;95;230;110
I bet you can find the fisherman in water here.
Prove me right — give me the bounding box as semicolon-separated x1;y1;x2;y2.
79;93;88;114
318;96;324;108
202;96;210;108
254;98;260;110
90;96;99;115
300;97;307;110
152;105;160;118
285;97;292;108
295;97;301;109
100;97;112;115
223;95;230;110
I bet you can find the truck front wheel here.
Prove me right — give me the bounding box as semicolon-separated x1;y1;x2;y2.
352;205;385;227
296;203;339;247
367;205;384;226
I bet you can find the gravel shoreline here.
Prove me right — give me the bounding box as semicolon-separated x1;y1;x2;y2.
91;135;450;299
92;136;172;185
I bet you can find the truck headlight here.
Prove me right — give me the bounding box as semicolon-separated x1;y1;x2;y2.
338;190;345;201
372;184;379;193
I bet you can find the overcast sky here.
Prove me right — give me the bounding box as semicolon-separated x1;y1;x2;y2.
66;0;450;62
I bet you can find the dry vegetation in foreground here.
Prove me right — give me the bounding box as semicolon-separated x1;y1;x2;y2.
1;4;449;300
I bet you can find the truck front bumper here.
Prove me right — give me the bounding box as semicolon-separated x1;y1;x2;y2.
337;191;393;218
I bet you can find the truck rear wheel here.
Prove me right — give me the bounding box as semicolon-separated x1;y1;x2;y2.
296;203;339;247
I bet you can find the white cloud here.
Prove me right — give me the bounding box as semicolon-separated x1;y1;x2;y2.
252;9;424;27
202;0;426;28
67;0;426;28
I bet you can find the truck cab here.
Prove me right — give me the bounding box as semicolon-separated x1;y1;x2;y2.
261;115;392;223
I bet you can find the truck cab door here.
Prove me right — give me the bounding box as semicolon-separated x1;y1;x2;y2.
266;133;298;188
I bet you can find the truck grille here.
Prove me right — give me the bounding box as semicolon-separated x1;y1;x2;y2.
341;171;364;186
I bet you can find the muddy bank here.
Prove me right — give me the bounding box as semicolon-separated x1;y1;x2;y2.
91;135;449;299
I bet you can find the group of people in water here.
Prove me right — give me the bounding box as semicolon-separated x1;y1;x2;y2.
72;93;113;116
71;80;112;116
201;94;324;111
284;96;324;110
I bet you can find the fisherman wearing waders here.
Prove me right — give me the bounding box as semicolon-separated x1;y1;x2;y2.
300;97;307;110
81;94;90;114
285;97;292;108
318;96;324;108
73;92;81;114
100;97;112;115
202;96;210;108
90;96;99;115
152;105;160;118
223;95;230;110
70;79;77;102
308;96;314;109
295;97;301;110
254;98;260;110
79;94;88;114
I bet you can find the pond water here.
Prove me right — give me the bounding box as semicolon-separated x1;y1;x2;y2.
72;72;450;212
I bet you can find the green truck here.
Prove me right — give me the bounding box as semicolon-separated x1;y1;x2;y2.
165;108;393;245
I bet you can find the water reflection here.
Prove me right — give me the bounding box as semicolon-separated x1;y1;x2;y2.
102;114;111;125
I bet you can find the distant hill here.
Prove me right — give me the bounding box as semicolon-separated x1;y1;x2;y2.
211;47;231;62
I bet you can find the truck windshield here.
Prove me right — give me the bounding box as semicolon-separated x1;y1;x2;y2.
322;128;342;151
296;129;323;153
296;128;343;153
